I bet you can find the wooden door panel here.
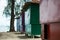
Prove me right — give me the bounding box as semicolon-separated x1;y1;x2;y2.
48;23;60;40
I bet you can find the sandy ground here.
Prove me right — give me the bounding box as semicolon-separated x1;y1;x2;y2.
0;32;42;40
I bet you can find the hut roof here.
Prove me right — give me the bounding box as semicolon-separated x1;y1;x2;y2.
21;2;39;12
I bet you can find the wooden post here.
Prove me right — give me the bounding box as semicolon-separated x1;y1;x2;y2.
22;11;25;33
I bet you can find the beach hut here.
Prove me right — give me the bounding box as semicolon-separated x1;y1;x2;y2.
22;2;41;37
40;0;60;40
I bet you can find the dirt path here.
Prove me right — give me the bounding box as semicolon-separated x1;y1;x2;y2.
0;32;41;40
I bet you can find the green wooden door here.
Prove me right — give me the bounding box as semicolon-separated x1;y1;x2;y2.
31;24;41;35
30;3;39;24
25;3;41;35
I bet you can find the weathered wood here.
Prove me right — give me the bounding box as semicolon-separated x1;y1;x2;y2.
48;23;60;40
42;23;60;40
